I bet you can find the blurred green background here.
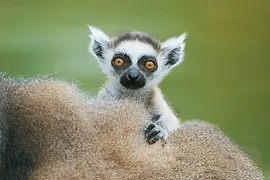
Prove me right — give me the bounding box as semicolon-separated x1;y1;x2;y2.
0;0;270;178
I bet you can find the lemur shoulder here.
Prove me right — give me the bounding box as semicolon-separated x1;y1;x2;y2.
88;26;187;144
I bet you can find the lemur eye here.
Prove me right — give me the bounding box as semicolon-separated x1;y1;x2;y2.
144;60;156;71
112;57;125;68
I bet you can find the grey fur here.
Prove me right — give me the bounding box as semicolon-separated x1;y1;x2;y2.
0;74;37;180
111;31;161;51
0;74;264;179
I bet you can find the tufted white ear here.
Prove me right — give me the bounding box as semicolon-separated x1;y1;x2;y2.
161;32;187;68
88;25;110;60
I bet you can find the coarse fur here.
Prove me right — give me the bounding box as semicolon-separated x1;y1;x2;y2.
0;73;264;179
88;26;187;143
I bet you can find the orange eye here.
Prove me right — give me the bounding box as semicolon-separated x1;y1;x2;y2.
144;60;156;71
113;58;125;67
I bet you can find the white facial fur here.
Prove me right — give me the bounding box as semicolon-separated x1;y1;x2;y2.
115;41;157;64
88;25;187;90
145;32;187;89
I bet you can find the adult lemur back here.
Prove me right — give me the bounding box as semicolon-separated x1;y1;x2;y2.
0;74;263;179
88;26;187;144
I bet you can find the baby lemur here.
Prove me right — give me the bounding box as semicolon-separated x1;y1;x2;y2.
88;26;187;144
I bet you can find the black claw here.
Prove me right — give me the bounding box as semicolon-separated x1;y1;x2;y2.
147;130;161;144
144;123;163;145
148;137;158;144
148;129;161;140
144;123;156;134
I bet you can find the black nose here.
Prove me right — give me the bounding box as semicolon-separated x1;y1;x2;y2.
127;69;140;81
120;68;146;89
127;73;139;81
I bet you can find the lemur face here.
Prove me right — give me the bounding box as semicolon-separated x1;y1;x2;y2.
88;26;187;90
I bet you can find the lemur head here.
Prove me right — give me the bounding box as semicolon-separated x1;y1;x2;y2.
88;25;187;90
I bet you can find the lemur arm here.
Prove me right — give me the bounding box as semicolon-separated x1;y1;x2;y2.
150;87;180;132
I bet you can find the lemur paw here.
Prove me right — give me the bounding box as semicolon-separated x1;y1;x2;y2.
144;123;168;145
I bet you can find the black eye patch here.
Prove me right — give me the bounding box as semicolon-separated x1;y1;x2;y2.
111;53;132;73
137;55;158;72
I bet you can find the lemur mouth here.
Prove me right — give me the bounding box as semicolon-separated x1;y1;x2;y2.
120;79;146;89
124;83;145;89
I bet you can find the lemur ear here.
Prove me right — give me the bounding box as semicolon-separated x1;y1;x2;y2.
88;25;110;60
161;32;187;68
